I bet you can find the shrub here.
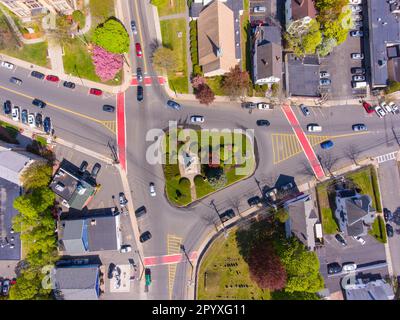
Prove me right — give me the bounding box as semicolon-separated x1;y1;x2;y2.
179;177;191;188
385;80;400;94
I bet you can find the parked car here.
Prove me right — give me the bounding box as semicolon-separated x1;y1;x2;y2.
352;236;366;245
43;117;52;134
102;105;115;112
319;71;330;78
253;6;266;13
247;196;261;207
35;113;43;127
353;14;363;21
353;75;365;81
9;77;22;85
350;4;362;13
342;263;357;272
108;263;116;279
349;0;362;4
79;161;88;173
190;115;204;123
139;231;152;243
136;67;143;82
362;101;374;114
380;102;392;114
319;79;331;86
256;119;270;127
120;245;132;253
351;67;365;75
32;98;46;108
131;20;137;34
327;262;342;274
1;279;10;295
149;182;156;197
28;113;35;127
3;100;11;114
384;208;393;222
135;206;147;218
30;70;45;79
63;81;76;89
166;100;181;110
334;233;347;246
243;102;257;109
374;105;386;118
135;43;143;57
46;75;59;82
21;109;28;124
89;88;102;96
300;104;310;116
352;123;367;131
388;101;399;114
11;106;19;122
386;223;394;238
1;61;14;69
351;53;364;60
307;123;322;132
91;163;101;178
350;30;363;37
353;21;363;28
257;103;272;110
119;192;128;206
137;85;144;101
320;140;334;150
219;209;235;223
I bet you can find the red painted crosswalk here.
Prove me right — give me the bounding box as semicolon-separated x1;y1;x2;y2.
144;252;197;267
130;76;165;86
116;92;126;172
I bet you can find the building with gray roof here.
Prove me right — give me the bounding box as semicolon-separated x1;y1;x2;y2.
344;278;394;300
0;146;35;186
52;265;100;300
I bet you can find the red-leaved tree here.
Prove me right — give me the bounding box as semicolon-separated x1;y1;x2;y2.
248;242;287;291
195;84;215;105
91;45;123;82
191;75;206;89
222;64;250;100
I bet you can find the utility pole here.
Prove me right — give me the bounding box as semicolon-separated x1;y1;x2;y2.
180;244;194;286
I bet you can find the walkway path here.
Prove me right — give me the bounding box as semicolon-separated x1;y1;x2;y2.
158;12;186;21
72;10;92;36
47;37;65;74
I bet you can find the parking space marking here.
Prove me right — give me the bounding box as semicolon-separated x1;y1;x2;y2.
167;234;182;300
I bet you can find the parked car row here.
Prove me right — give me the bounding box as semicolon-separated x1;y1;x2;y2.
319;71;331;87
374;101;400;118
327;262;358;274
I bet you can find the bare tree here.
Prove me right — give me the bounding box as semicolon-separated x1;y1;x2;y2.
344;144;361;165
228;198;242;217
299;160;315;178
318;151;339;176
201;212;218;232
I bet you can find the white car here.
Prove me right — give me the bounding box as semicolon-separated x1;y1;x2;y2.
11;106;20;121
351;53;364;59
320;71;330;78
190;115;204;123
120;245;132;253
149;182;156;197
28;113;35;127
349;0;362;4
307;124;322;132
388;101;399;114
380;101;392;114
350;5;362;13
352;75;365;81
374;105;386;118
352;236;366;245
257;103;271;110
1;61;14;70
253;6;266;13
342;263;357;272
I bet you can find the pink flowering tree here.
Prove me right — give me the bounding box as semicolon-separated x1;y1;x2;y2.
91;45;123;82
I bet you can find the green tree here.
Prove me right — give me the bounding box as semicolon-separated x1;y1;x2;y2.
20;162;52;190
275;208;289;223
317;37;337;56
285;19;322;57
92;19;130;54
322;11;350;45
9;269;52;300
152;46;179;73
274;238;324;293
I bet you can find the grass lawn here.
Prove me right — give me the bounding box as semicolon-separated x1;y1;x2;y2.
89;0;115;22
197;226;271;300
165;174;192;206
316;183;339;234
194;175;214;199
1;42;49;68
205;76;225;96
0;120;19;139
35;135;47;147
160;18;188;93
151;0;186;17
369;216;387;243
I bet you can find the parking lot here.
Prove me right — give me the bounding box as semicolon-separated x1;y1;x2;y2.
249;0;281;25
318;233;388;293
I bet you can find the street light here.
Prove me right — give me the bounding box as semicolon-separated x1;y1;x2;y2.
180;244;194;286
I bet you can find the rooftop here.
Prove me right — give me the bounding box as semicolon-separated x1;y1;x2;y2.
291;0;316;21
345;278;395;300
0;147;33;186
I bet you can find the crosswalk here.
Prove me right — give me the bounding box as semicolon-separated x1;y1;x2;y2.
167;234;182;300
130;76;166;86
375;151;398;164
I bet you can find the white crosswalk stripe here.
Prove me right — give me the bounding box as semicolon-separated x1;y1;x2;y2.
375;151;398;164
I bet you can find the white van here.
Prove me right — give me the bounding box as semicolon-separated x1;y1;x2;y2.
307;124;322;132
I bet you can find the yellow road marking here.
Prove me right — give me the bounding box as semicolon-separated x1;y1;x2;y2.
0;84;116;134
167;234;182;300
133;0;148;74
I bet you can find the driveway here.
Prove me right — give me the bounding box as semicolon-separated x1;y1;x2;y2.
377;159;400;276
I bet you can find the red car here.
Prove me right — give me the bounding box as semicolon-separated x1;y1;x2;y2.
362;101;374;114
135;43;143;57
46;75;60;82
89;88;102;96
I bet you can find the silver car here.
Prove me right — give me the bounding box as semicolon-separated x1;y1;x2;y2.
351;53;364;59
190;115;204;123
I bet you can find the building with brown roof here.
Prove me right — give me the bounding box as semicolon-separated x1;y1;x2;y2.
197;0;240;77
285;0;317;30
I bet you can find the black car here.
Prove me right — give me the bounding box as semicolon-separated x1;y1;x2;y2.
386;223;394;238
327;262;342;274
119;192;128;206
9;77;22;85
91;163;101;178
32;98;46;108
334;233;347;246
35;113;43;127
137;85;143;101
242;102;256;109
137;67;143;82
139;231;152;243
135;206;147;218
21;109;28;123
108;263;116;279
102;104;115;112
219;209;235;223
256;119;270;127
3;100;11;114
31;70;45;79
383;208;393;222
166;100;181;110
351;67;366;75
79;160;88;173
43;117;51;134
63;81;76;89
248;196;261;207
